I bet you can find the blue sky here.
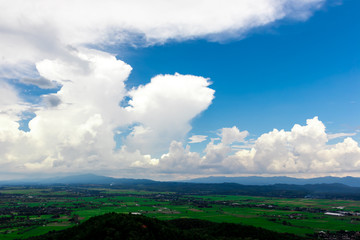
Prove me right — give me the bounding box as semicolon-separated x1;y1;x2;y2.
0;0;359;179
120;0;360;138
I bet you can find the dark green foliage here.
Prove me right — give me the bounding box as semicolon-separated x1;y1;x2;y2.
169;218;303;240
28;213;305;240
29;213;182;240
110;182;360;200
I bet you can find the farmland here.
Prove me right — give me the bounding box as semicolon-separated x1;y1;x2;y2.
0;185;360;239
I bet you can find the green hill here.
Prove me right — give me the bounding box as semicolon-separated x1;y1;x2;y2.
28;213;306;240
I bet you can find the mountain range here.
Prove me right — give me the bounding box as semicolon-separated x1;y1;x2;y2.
0;174;359;187
183;175;360;187
0;174;154;185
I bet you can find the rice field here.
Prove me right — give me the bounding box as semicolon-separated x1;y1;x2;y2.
0;186;359;239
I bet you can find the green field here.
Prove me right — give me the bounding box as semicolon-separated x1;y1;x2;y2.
0;186;359;239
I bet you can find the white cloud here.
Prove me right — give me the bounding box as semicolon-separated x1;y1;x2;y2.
2;73;360;180
124;73;214;155
159;141;201;173
0;48;133;173
194;126;248;170
2;0;356;179
0;48;215;175
328;132;357;140
0;0;325;76
0;81;30;150
19;77;58;89
220;126;249;145
202;142;231;167
41;94;62;108
189;135;208;144
217;117;360;174
154;117;360;176
0;81;35;172
0;81;24;118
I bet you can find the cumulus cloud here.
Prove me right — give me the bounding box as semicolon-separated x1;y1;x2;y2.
2;0;355;178
0;81;28;120
0;48;132;173
220;126;249;145
156;117;360;176
0;48;215;175
159;141;201;173
124;73;214;155
2;68;360;179
0;81;34;172
202;142;231;168
217;117;360;174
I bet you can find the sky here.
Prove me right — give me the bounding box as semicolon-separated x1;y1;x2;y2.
0;0;360;180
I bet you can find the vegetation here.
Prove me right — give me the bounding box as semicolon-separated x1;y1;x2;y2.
0;184;359;239
28;212;304;240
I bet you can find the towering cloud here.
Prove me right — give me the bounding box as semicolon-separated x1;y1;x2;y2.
2;48;133;172
125;73;214;155
0;48;215;175
2;0;356;179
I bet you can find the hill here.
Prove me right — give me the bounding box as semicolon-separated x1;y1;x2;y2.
109;181;360;199
27;212;305;240
0;173;154;185
2;174;360;187
2;174;360;199
184;176;360;187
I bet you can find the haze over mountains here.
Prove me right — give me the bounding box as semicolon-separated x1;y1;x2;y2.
1;174;359;187
184;176;360;187
0;174;154;185
1;173;360;200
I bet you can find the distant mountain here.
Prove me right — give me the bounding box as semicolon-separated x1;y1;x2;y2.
184;176;360;187
0;173;154;185
1;174;359;187
1;174;360;199
110;181;360;199
45;174;116;184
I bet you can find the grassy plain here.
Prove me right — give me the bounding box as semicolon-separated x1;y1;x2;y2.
0;186;359;239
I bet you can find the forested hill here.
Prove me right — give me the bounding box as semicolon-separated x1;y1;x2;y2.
3;173;360;199
111;182;360;200
185;176;360;187
28;213;305;240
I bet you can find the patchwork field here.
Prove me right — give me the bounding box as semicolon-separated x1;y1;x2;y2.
0;185;359;239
